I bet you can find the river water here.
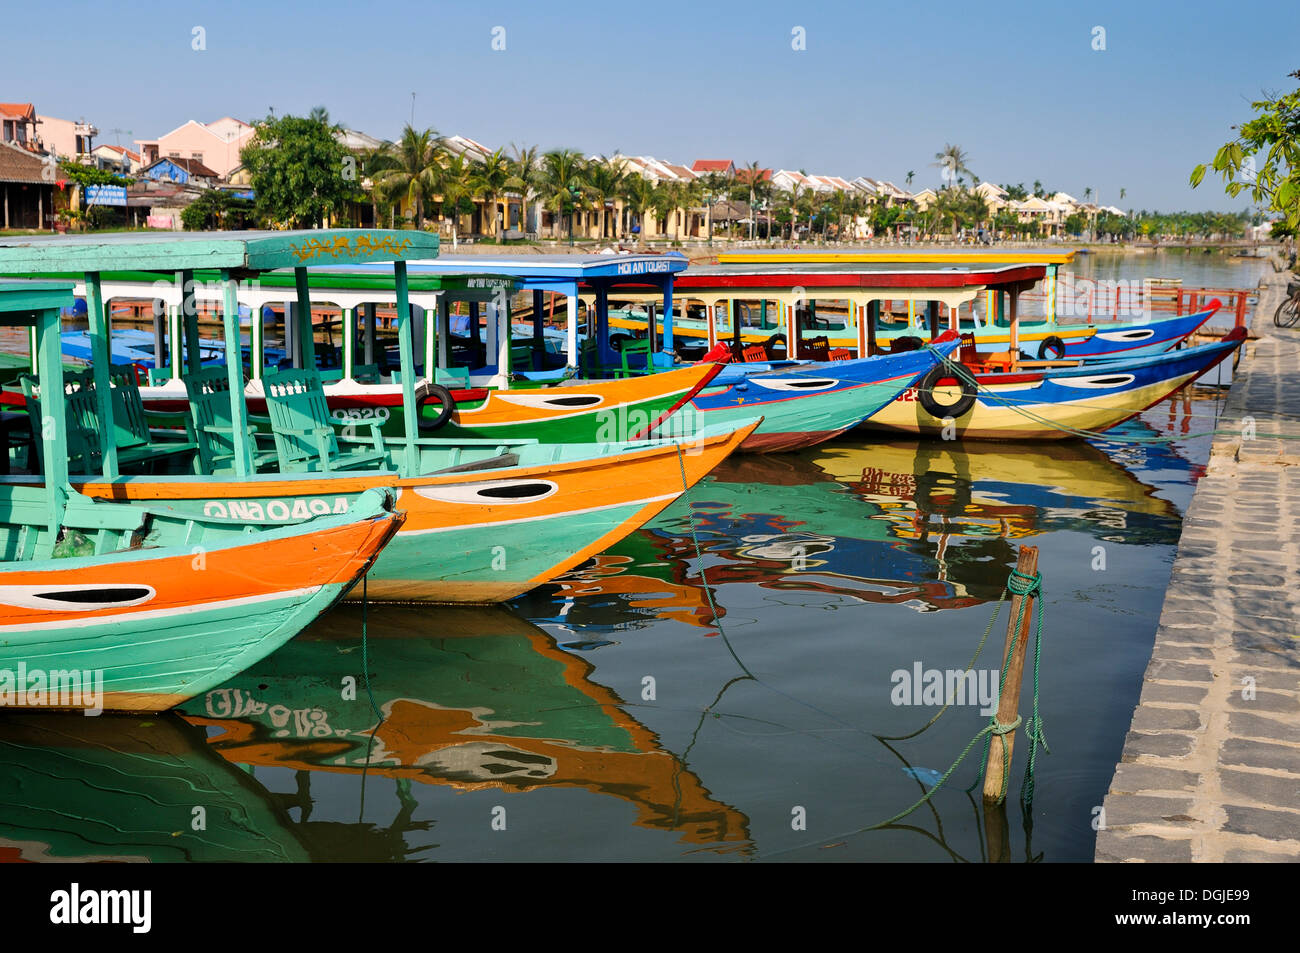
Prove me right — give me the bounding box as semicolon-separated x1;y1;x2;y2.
0;251;1265;863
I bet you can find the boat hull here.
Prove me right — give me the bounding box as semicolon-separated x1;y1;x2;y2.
680;339;956;453
71;422;758;604
0;500;401;713
861;331;1245;441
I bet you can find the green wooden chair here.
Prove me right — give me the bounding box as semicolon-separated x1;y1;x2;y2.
183;366;279;474
105;364;200;473
20;369;99;475
614;339;653;378
262;368;389;473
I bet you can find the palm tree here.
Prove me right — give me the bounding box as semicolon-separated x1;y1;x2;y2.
470;148;512;238
584;157;627;240
621;172;655;241
370;125;441;228
1119;187;1127;201
1032;179;1044;198
905;170;915;187
932;144;971;189
436;152;475;245
507;144;541;236
539;150;588;242
1084;186;1093;202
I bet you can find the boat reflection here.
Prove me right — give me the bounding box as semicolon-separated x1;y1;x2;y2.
527;424;1186;628
176;605;752;856
0;712;311;862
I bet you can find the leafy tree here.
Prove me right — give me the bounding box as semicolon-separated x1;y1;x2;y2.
241;111;362;228
1001;182;1029;201
58;162;130;188
1192;68;1300;231
181;189;256;230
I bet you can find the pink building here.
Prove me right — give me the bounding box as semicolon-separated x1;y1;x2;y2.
136;117;255;179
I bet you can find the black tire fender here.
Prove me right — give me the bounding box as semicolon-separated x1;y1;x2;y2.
1037;335;1067;360
917;364;977;420
415;382;455;432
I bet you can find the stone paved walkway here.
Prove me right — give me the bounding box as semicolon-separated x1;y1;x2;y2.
1096;270;1300;862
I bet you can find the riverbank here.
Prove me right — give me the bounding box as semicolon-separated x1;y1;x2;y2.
1095;267;1300;862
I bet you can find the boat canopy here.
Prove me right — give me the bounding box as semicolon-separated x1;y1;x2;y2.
0;230;443;479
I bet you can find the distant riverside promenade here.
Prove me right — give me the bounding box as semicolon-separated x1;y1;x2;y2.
1096;263;1300;862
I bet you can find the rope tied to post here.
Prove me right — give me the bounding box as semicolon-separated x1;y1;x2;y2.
861;561;1051;832
973;566;1049;807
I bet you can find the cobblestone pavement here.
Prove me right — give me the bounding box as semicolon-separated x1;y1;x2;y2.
1096;270;1300;862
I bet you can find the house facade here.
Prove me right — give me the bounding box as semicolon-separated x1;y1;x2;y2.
136;117;255;179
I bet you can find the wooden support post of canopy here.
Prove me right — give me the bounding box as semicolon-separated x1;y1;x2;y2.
295;267;316;370
84;272;118;478
180;269;199;376
394;260;419;477
866;300;879;357
35;299;69;538
220;268;252;477
983;544;1039;803
1009;286;1021;362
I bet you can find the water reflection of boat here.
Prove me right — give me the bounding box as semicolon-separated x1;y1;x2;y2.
534;434;1183;623
0;713;310;862
177;605;751;851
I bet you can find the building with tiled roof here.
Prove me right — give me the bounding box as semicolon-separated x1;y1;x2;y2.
1;103;42;153
136;117;255;178
0;139;55;228
691;159;735;176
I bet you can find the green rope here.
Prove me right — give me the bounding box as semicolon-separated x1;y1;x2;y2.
920;344;1300;443
857;563;1050;832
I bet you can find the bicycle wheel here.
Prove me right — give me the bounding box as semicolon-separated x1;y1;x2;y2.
1275;294;1300;328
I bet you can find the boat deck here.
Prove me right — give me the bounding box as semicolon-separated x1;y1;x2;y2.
1096;269;1300;862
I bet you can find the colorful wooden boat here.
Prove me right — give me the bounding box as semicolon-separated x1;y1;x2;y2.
862;329;1247;440
178;604;752;851
72;419;758;603
0;278;405;713
609;302;1220;361
0;232;760;604
675;332;961;452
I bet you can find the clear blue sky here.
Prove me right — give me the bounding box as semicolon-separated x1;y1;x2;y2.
8;0;1297;212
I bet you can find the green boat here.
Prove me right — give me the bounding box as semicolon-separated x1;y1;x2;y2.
0;278;404;712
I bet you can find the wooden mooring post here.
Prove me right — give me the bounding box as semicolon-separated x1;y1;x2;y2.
983;544;1039;803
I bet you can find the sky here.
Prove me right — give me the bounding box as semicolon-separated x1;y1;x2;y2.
6;0;1298;213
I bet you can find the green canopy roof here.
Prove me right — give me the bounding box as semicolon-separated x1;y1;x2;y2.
0;230;441;275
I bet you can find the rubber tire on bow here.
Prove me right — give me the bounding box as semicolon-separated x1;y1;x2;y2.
1037;335;1067;360
416;383;455;432
892;335;923;352
917;363;977;420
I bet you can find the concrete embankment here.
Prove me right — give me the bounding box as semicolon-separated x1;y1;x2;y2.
1096;265;1300;862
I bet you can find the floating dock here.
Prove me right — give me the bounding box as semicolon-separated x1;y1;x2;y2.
1097;269;1300;862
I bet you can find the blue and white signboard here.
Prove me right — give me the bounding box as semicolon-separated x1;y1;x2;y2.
85;185;128;207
